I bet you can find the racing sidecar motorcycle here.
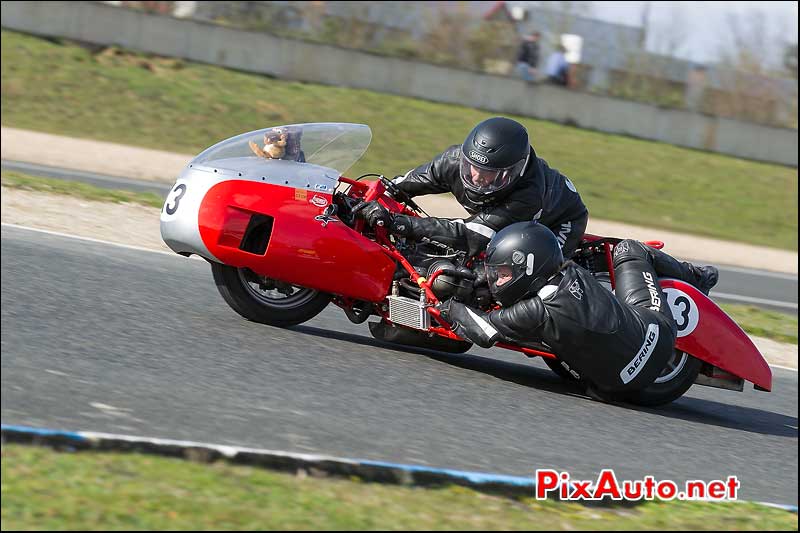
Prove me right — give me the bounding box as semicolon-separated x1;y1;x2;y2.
160;123;772;406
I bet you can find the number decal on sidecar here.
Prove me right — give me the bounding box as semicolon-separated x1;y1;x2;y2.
663;288;699;337
673;296;691;330
164;184;187;215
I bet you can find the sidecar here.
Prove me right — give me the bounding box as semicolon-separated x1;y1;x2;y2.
160;123;396;326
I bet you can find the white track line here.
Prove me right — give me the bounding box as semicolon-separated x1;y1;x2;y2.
714;264;798;281
6;223;794;308
1;222;202;260
712;292;798;310
2;222;797;372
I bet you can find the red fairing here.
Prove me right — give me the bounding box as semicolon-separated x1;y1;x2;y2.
197;180;396;302
663;279;773;391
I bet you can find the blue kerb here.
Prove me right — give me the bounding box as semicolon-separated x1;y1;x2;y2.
1;424;86;442
359;459;535;487
2;424;795;512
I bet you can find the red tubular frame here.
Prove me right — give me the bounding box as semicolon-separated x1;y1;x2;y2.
353;177;562;356
604;241;616;289
349;179;769;391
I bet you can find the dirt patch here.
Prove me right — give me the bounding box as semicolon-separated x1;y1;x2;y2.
1;186;167;251
1;126;188;183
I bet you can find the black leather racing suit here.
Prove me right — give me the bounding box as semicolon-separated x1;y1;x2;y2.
392;145;589;258
446;240;687;392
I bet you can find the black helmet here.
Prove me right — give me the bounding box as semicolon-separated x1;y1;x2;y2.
460;117;531;203
484;221;563;306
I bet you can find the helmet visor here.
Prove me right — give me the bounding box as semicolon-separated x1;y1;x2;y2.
486;264;514;290
460;150;527;194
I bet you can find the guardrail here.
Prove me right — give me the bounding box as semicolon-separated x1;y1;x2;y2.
1;1;797;166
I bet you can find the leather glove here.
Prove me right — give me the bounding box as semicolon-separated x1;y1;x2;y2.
354;201;393;228
472;263;488;288
389;214;414;238
436;299;501;348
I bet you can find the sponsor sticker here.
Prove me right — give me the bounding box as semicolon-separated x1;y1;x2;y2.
620;323;659;384
568;279;583;300
294;188;308;201
310;195;329;208
314;214;338;227
469;150;489;164
642;271;662;311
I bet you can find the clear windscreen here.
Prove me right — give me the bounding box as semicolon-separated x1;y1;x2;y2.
190;123;372;175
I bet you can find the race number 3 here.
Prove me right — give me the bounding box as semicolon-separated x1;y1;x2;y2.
663;288;699;337
164;183;187;215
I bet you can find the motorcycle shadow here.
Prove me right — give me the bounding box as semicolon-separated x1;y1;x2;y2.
292;324;796;438
291;324;590;398
635;397;798;438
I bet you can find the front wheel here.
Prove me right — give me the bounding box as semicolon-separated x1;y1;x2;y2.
211;263;330;327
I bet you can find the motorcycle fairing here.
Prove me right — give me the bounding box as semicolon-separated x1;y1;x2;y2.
663;278;773;391
196;178;396;302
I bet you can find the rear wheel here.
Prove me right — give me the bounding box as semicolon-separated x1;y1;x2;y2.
211;263;330;327
621;350;702;406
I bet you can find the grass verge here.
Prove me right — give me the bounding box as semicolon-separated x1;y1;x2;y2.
2;444;797;530
1;30;797;250
0;170;164;209
2;170;796;345
719;303;798;345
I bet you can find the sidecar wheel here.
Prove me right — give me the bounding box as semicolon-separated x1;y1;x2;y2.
620;351;702;407
211;263;330;327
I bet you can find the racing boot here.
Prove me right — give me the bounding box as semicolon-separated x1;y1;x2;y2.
692;265;719;295
645;246;719;295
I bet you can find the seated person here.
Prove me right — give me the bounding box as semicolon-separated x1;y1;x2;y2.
355;117;588;259
438;222;718;395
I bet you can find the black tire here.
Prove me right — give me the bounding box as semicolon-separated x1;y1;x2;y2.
621;351;702;407
211;263;330;327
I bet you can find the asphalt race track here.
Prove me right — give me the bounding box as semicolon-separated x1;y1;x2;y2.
1;225;797;505
2;159;797;314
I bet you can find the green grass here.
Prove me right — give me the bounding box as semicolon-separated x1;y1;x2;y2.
2;444;797;530
720;303;798;344
0;170;165;209
1;30;797;250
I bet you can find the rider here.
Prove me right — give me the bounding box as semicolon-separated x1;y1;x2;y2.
355;117;589;258
437;221;719;396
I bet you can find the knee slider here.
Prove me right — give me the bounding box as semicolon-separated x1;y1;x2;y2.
612;239;651;268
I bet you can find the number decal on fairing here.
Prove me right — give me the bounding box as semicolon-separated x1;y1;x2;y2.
164;184;187;215
673;296;691;331
663;288;699;337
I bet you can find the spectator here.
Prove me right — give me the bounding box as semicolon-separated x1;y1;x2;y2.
515;32;541;83
545;44;570;86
